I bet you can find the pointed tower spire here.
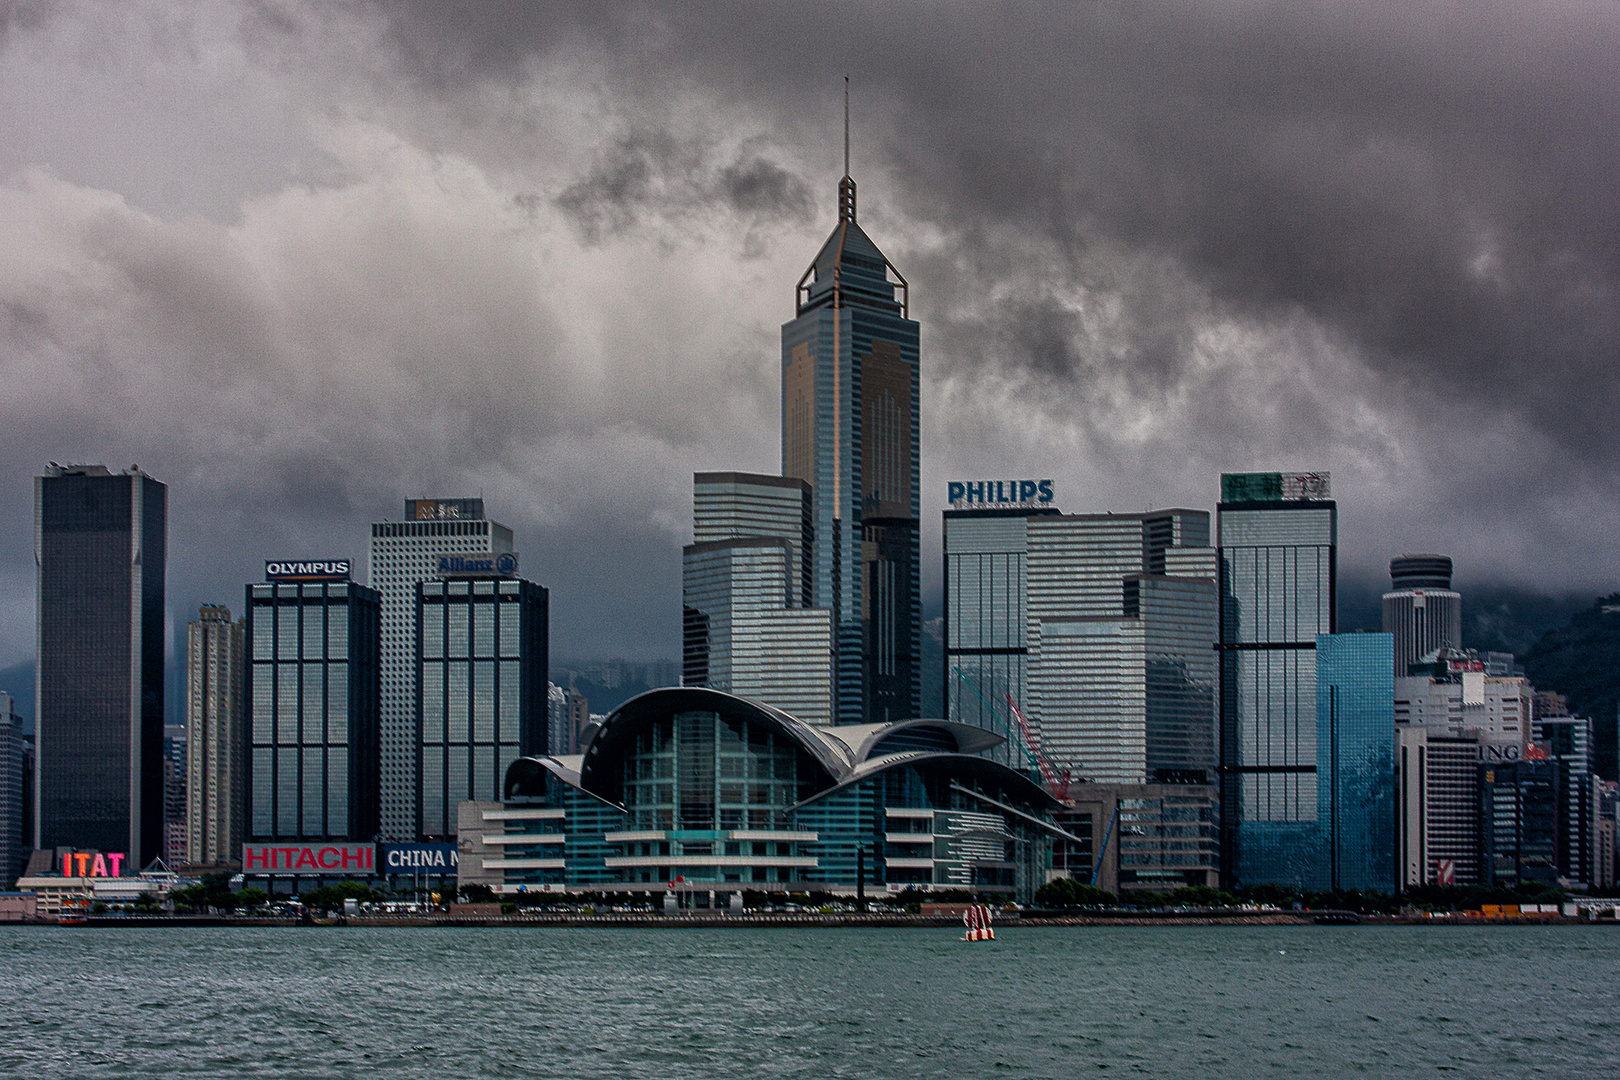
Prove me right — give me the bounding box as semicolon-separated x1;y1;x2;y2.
838;75;856;222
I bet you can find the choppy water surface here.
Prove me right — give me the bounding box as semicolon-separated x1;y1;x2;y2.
2;924;1615;1078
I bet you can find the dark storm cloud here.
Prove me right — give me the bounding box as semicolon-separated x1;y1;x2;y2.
378;0;1620;460
556;129;812;243
5;0;1620;673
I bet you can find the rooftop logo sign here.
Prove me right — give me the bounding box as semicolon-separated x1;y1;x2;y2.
265;560;351;582
435;552;519;578
948;480;1054;509
1220;472;1331;503
407;498;484;521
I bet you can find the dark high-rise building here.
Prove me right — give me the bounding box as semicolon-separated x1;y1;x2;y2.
246;563;382;844
781;158;920;724
35;463;167;866
0;693;23;886
416;563;548;839
1216;471;1335;888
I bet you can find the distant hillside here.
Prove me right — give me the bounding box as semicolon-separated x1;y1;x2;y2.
1522;595;1620;779
1337;577;1589;655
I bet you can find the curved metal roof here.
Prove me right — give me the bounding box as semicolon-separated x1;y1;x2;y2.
801;751;1061;813
506;687;1046;815
576;687;845;805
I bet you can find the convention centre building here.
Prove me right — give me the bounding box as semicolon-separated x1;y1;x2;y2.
458;687;1071;902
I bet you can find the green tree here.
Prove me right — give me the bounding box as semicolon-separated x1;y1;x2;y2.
1034;877;1115;908
236;888;271;910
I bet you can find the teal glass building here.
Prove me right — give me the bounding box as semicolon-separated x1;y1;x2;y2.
781;170;920;724
1315;632;1395;893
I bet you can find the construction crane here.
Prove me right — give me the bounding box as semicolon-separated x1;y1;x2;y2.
1004;694;1071;802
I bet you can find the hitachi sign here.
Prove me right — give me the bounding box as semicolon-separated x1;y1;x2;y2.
948;480;1055;508
242;843;375;875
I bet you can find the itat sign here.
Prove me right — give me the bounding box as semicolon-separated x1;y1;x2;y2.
59;851;125;878
948;480;1055;509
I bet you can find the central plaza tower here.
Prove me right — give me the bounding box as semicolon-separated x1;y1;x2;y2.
781;166;920;723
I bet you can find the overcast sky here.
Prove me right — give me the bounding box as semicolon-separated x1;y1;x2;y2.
1;1;1616;665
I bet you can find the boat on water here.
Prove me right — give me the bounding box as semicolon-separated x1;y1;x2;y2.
57;898;90;925
962;903;995;941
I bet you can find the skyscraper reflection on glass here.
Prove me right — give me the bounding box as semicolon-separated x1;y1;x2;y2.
1217;472;1336;887
1316;632;1395;893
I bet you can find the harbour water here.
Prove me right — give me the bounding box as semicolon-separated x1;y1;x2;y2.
1;925;1614;1078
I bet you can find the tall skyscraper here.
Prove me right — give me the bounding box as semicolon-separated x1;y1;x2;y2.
781;158;920;724
34;463;167;866
416;563;548;839
369;499;512;838
246;562;381;844
1382;554;1462;678
1216;470;1335;888
944;497;1217;783
185;604;246;866
684;474;833;724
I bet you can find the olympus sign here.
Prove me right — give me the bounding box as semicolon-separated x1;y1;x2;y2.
265;560;352;582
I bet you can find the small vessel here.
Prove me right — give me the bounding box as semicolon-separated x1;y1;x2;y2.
962;903;995;941
57;898;90;925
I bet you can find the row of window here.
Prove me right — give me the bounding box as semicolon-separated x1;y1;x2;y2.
250;746;349;837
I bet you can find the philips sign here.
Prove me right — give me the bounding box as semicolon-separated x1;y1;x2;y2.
265;560;351;582
381;843;459;873
948;480;1055;509
436;552;519;578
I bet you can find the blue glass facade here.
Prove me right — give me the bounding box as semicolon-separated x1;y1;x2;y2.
1315;633;1395;893
1217;483;1336;887
782;175;920;724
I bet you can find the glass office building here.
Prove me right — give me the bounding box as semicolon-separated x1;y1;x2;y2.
685;473;834;725
34;464;167;865
369;499;514;839
417;573;548;839
1217;471;1336;888
782;168;920;724
945;507;1216;784
1315;632;1395;893
943;508;1053;770
693;472;814;608
246;570;382;844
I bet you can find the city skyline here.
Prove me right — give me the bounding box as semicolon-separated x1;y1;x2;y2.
2;4;1619;672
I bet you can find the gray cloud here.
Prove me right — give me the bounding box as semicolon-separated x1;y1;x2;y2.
0;0;1617;678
